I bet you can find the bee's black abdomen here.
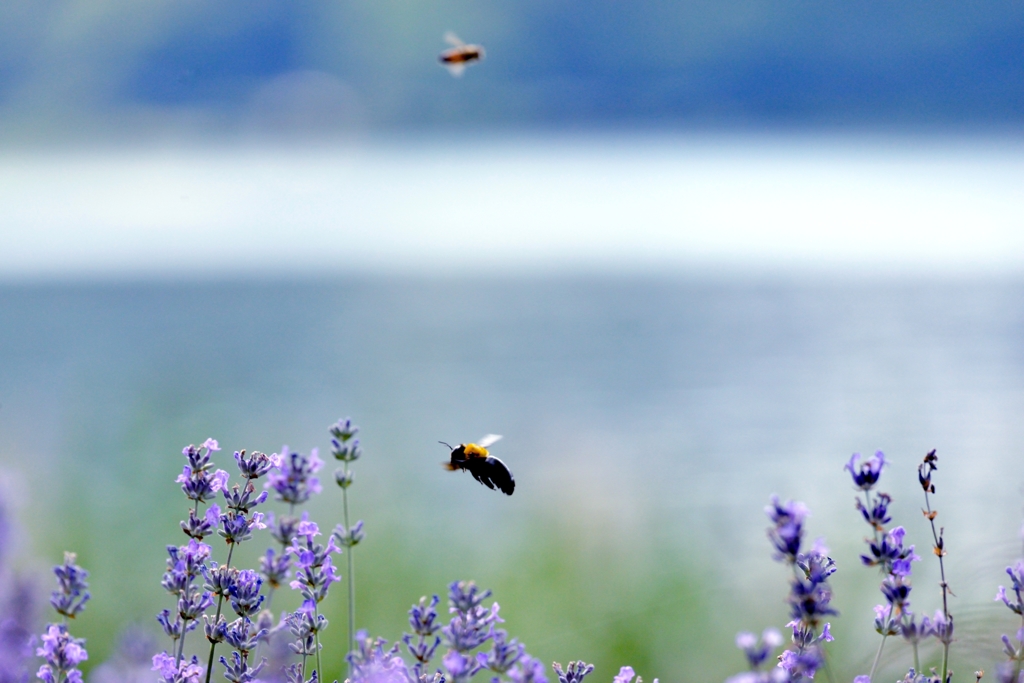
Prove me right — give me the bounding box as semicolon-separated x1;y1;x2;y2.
483;456;515;496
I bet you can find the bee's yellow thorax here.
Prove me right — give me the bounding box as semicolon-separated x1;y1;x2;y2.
464;443;489;458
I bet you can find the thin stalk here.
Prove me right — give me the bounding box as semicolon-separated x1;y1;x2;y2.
176;620;188;663
176;498;204;667
203;542;236;683
869;634;888;683
314;602;323;681
923;489;951;683
913;642;920;674
343;462;355;680
820;645;837;683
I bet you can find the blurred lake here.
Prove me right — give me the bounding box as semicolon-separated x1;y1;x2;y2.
2;275;1024;681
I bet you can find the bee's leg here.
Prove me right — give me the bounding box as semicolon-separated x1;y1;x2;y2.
471;469;495;489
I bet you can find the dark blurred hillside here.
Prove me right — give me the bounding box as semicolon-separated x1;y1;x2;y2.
0;0;1022;143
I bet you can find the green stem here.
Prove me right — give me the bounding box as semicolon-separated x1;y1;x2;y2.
203;542;236;683
869;633;888;683
314;602;323;681
343;463;355;679
913;641;920;674
820;645;837;683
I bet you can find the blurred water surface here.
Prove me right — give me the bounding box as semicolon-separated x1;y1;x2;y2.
2;275;1024;681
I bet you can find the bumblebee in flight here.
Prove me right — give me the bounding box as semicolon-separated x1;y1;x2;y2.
438;32;485;77
440;434;515;495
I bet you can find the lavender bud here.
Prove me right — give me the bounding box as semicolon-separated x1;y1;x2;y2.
270;513;301;547
329;418;359;442
181;505;221;541
157;609;184;638
448;581;492;613
266;447;323;506
153;652;205;683
332;438;362;463
509;656;548;683
765;496;808;563
204;614;228;644
259;548;291;590
223;617;267;654
228;570;265;619
552;662;594;683
50;552;90;619
333;520;365;548
409;595;441;636
478;629;525;673
219;650;266;683
222;483;268;515
335;469;355;488
844;451;887;491
234;450;281;480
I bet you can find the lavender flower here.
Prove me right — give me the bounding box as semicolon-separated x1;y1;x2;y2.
766;496;809;563
442;582;502;655
777;649;821;681
178;440;229;505
329;417;367;680
285;601;326;659
266;447;324;506
404;595;443;674
443;650;475;681
227;570;265;619
333;520;365;549
219;650;266;683
49;552;90;620
182;505;222;541
845;451;887;491
509;656;548;683
848;450;926;681
35;624;88;683
996;560;1024;683
476;629;525;674
219;510;267;545
764;498;835;682
348;631;413;683
552;662;594;683
0;578;35;683
288;520;342;605
222;618;265;654
234;450;281;480
259;548;291;591
269;513;301;548
997;561;1024;615
735;629;784;670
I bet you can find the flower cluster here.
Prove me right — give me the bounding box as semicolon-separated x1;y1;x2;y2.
267;447;324;507
151;438;285;683
36;553;91;683
766;496;836;682
846;450;928;682
996;555;1024;681
50;552;90;620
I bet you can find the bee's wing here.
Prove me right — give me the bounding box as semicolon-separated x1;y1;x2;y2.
444;63;466;77
477;434;503;448
483;456;515;496
444;31;465;47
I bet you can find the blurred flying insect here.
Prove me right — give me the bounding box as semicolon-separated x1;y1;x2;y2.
440;434;515;495
438;31;485;77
